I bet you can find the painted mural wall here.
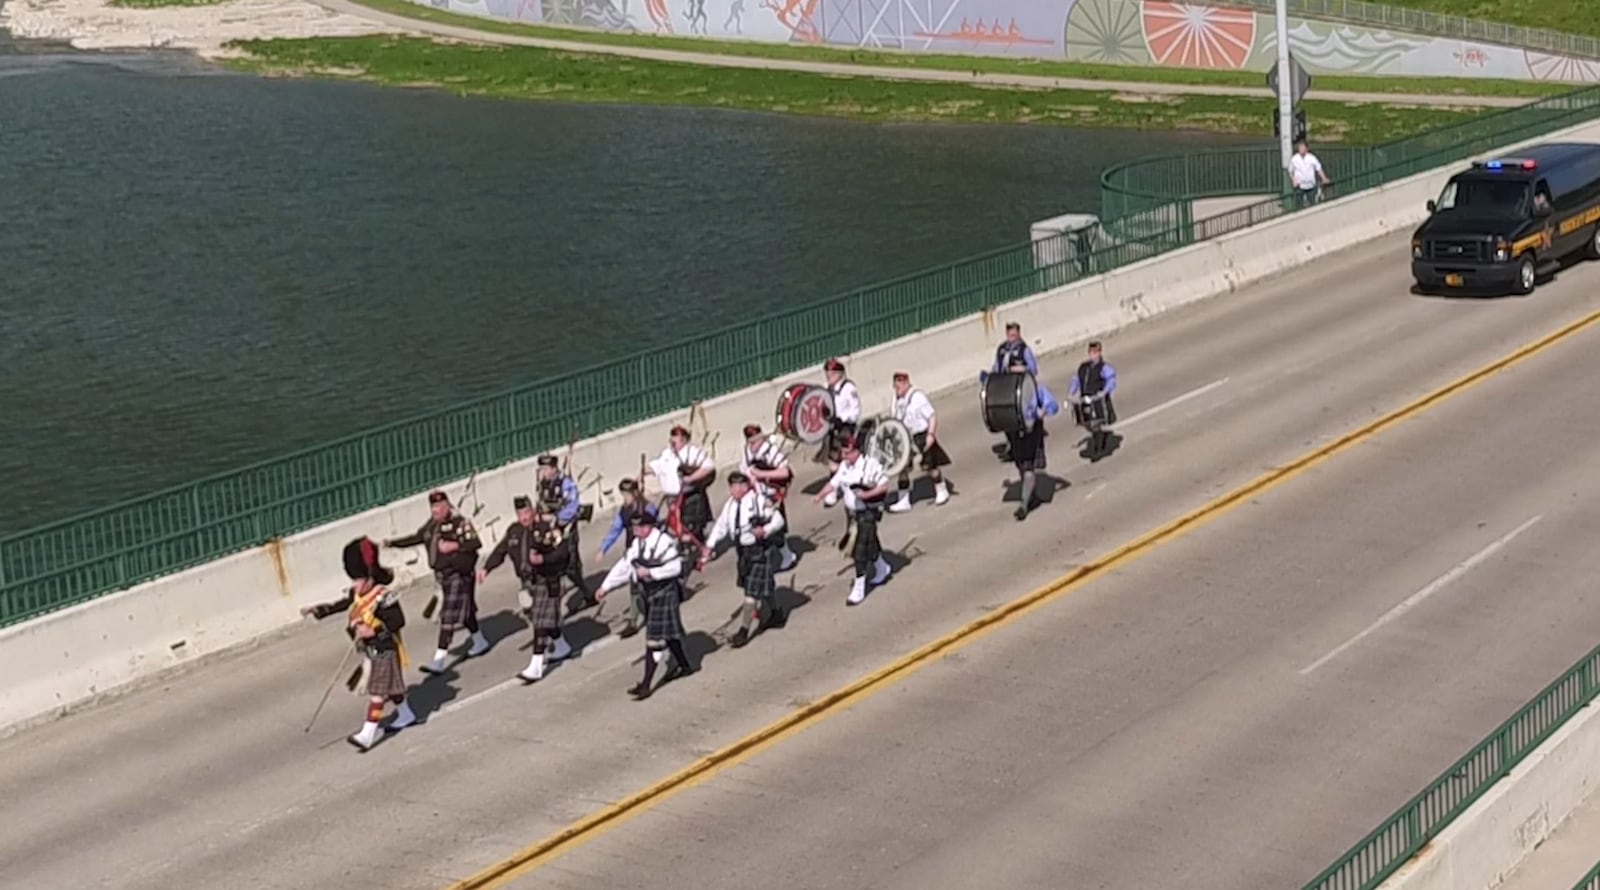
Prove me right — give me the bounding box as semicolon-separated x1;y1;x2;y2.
421;0;1600;83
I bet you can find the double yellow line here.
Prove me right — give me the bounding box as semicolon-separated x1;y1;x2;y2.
447;305;1600;890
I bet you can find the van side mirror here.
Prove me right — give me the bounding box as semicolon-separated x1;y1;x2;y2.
1535;201;1552;217
1425;199;1436;213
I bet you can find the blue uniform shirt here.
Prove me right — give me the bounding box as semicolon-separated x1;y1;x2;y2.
1069;362;1117;398
599;501;658;555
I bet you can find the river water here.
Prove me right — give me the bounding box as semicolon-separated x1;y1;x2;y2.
0;28;1255;531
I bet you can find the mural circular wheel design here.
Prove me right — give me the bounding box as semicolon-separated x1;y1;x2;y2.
1064;0;1151;65
1142;1;1256;69
1524;51;1600;83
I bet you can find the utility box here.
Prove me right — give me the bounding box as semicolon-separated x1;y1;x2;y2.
1030;213;1100;281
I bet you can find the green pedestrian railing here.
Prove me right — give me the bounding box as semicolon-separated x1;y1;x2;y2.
1100;84;1600;225
6;83;1600;629
1300;641;1600;890
1188;0;1600;60
1575;858;1600;890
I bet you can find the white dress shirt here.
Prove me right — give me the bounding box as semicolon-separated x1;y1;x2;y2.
893;388;937;435
598;528;683;594
1289;152;1323;190
705;489;786;550
828;454;888;511
740;434;791;498
830;379;862;425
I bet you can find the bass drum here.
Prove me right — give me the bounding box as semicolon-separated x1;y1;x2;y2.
775;383;835;445
980;372;1037;434
865;417;912;477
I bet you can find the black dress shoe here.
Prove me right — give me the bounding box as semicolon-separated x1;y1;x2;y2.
628;681;653;700
729;628;751;648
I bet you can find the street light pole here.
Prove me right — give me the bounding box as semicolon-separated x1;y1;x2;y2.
1275;0;1293;173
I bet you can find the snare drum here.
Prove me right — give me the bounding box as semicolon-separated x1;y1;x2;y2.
980;372;1037;434
775;384;835;445
1073;395;1110;430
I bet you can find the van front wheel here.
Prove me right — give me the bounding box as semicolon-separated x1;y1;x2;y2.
1588;224;1600;260
1514;254;1537;295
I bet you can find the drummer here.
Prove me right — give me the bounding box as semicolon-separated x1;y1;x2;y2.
993;322;1039;376
1070;340;1118;461
1008;374;1060;523
818;358;862;507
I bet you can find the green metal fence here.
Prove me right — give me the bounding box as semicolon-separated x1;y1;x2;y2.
1300;641;1600;890
1100;85;1600;223
1575;858;1600;890
6;83;1600;629
1188;0;1600;60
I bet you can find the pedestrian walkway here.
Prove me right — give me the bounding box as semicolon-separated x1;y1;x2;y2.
311;0;1532;109
1496;792;1600;890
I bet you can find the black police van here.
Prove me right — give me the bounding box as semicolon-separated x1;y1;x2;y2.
1411;142;1600;295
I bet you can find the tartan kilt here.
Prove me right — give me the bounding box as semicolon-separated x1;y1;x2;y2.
1006;424;1047;472
525;574;563;637
676;489;713;537
644;580;686;641
359;648;406;698
736;542;779;602
436;571;478;630
912;431;951;471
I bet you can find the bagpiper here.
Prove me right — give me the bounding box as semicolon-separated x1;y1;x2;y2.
479;495;576;683
704;471;788;648
536;454;596;611
739;422;798;570
596;477;660;639
650;424;715;570
383;490;487;674
813;434;892;606
597;510;697;700
817;358;862;506
301;537;416;752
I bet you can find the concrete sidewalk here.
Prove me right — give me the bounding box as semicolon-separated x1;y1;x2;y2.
308;0;1533;109
1496;794;1600;890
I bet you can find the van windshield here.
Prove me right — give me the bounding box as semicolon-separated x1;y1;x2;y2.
1434;179;1530;216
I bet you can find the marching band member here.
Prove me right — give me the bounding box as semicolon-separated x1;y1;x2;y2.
993;321;1039;376
705;471;788;648
1070;340;1119;461
888;371;950;513
651;425;715;569
1008;376;1060;522
818;358;862;505
813;434;892;606
479;495;575;683
383;491;487;674
536;455;596;610
740;423;798;570
596;477;659;638
301;537;416;752
597;511;697;700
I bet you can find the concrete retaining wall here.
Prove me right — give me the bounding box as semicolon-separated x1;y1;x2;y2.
1375;700;1600;890
7;120;1600;737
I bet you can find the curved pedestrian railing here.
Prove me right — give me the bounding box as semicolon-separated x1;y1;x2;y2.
1299;641;1600;890
5;83;1600;628
1187;0;1600;60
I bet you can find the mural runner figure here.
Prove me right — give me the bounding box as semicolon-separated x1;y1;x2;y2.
684;0;708;34
725;0;744;33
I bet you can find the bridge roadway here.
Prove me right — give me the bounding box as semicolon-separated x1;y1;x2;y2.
8;236;1600;889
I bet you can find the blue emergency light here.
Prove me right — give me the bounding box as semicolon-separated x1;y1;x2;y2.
1475;158;1537;171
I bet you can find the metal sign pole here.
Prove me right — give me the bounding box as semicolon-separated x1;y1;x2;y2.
1275;0;1294;173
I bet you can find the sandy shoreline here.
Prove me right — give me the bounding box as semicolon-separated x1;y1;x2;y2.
0;0;407;58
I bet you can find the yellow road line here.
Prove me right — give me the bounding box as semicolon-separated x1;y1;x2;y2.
446;305;1600;890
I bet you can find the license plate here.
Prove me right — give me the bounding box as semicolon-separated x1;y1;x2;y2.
1445;273;1464;287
